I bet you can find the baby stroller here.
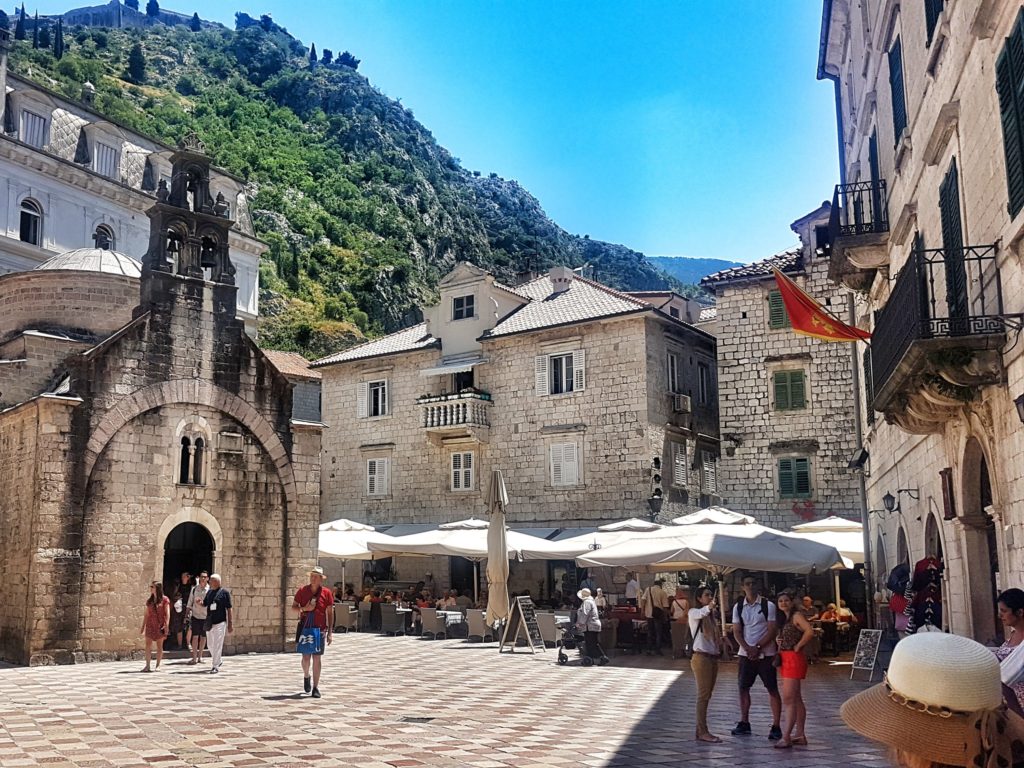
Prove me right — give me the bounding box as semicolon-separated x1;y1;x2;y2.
556;618;589;665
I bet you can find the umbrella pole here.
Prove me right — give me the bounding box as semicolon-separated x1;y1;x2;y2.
341;560;346;593
834;569;841;606
474;560;479;605
718;578;728;638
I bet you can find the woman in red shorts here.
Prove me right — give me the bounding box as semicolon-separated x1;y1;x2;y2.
774;591;814;749
140;581;170;672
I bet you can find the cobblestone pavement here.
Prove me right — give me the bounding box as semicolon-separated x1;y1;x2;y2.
0;633;887;768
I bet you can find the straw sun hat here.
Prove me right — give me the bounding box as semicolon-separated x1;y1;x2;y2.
576;588;592;600
841;632;1024;767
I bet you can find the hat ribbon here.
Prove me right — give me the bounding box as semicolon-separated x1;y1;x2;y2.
965;707;1018;768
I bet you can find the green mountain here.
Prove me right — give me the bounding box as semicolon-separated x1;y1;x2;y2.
646;256;743;288
6;12;686;357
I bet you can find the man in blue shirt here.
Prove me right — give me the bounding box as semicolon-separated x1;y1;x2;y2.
203;573;233;674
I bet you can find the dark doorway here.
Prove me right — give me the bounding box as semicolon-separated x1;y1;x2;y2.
449;556;477;597
162;522;215;591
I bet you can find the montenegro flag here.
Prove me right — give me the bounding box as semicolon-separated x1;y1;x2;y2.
771;269;871;342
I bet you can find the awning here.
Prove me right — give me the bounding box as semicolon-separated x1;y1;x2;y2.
418;356;487;377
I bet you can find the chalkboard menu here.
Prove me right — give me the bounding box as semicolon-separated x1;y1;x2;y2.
499;596;546;654
851;629;882;681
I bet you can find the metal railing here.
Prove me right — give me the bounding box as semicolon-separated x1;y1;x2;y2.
829;179;890;241
418;391;492;429
871;244;1005;397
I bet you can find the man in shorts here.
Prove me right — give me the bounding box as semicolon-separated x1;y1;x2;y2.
187;571;210;665
293;566;334;698
731;575;782;740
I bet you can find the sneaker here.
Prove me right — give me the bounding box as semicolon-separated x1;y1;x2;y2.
768;725;783;741
597;656;610;666
731;721;752;736
311;687;321;699
304;677;311;693
210;667;218;674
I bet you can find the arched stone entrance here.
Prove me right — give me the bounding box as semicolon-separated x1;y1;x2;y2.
961;437;1000;643
163;523;215;589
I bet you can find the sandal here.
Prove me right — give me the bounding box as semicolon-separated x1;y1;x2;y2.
696;734;722;744
792;736;808;746
774;739;793;749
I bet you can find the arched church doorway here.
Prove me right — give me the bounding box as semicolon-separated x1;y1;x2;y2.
896;526;909;568
924;514;943;560
163;522;215;591
961;438;1000;643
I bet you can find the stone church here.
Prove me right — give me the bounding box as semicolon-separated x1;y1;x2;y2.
0;137;321;665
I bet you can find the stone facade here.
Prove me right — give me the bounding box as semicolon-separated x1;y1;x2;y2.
703;208;863;529
0;144;320;665
819;0;1024;641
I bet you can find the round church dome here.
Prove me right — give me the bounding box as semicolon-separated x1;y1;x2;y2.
36;248;142;278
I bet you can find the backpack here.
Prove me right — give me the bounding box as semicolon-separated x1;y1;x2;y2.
734;597;770;632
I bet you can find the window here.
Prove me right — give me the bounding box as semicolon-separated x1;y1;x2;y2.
669;306;680;319
773;370;807;411
357;380;388;418
452;369;474;392
779;457;812;499
700;450;717;494
814;225;830;251
667;352;681;394
671;441;688;487
925;0;945;45
93;142;120;179
366;458;391;497
535;350;585;396
94;224;114;250
451;451;474;491
20;199;42;245
452;294;475;320
192;438;205;485
178;431;207;486
698;362;711;405
20;109;47;148
888;38;907;145
549;442;580;487
863;350;875;425
179;437;191;485
997;13;1024;218
767;290;790;329
939;158;968;322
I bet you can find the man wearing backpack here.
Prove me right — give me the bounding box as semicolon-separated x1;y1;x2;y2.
730;575;782;740
639;579;670;656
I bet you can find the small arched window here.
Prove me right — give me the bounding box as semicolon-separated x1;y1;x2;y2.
192;438;205;485
19;199;42;246
94;224;114;250
179;436;192;485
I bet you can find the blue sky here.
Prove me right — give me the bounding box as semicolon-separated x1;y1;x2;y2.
30;2;839;264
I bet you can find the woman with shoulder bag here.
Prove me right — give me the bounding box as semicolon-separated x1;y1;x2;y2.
688;586;722;743
140;581;170;672
774;592;814;749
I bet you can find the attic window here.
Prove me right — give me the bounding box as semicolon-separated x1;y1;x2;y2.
670;306;680;319
217;432;244;454
452;294;474;320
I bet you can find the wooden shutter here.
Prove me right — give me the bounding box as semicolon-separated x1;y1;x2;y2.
672;442;687;486
701;451;717;493
997;47;1024;217
789;371;806;409
572;349;586;391
888;38;907;144
773;371;790;410
778;458;795;497
794;458;812;497
939;158;968;325
357;381;368;418
367;459;378;495
863;349;875;424
925;0;944;45
381;379;389;416
551;442;578;486
451;453;463;490
463;451;473;490
535;355;549;397
550;444;563;486
768;290;789;329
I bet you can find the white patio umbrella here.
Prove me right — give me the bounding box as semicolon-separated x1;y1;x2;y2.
319;518;376;532
790;516;862;533
367;517;566;560
485;470;510;628
671;507;755;526
318;524;392;591
788;520;865;603
516;518;663;560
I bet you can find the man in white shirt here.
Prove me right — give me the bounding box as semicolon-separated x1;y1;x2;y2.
730;575;781;740
186;571;210;665
624;574;640;606
640;579;670;656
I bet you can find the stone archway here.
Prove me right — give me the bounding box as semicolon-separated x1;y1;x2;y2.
961;437;1001;643
154;507;223;584
896;525;909;568
924;513;944;560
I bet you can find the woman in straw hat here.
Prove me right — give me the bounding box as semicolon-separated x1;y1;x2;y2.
841;632;1024;767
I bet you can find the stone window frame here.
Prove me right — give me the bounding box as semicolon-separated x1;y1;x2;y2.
546;436;584;490
535;346;586;397
670;440;688;488
766;358;813;412
777;455;813;500
666;350;682;394
175;417;212;488
365;456;392;498
451;293;475;321
93;223;116;250
356;378;389;419
450;450;475;492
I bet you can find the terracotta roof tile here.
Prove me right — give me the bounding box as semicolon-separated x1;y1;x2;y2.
701;248;803;286
262;350;321;381
311;323;439;367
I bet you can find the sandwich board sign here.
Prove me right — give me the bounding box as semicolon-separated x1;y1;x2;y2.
499;595;546;654
851;629;882;681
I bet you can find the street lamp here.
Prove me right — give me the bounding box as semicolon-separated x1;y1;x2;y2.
1015;393;1024;425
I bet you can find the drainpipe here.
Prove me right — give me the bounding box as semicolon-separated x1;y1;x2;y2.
849;293;874;628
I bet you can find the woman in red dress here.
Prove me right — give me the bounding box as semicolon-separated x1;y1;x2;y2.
140;581;170;672
774;591;814;749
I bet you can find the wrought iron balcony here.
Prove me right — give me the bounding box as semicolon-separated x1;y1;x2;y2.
417;390;492;435
828;180;890;291
870;244;1020;432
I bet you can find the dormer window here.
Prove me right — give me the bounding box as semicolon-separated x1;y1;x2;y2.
94;225;114;250
20;109;47;148
93;142;120;179
452;294;475;320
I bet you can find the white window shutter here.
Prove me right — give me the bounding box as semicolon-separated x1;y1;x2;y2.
451;453;462;490
701;451;717;494
572;349;586;391
535;355;549;397
366;459;377;495
357;382;368;418
381;379;389;416
673;442;687;486
564;442;579;485
381;458;390;496
550;444;562;486
464;452;473;490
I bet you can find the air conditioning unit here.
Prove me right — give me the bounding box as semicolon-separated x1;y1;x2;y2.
672;394;692;413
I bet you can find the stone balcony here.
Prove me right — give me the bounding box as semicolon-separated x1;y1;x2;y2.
869;244;1020;434
828;179;890;291
417;390;492;442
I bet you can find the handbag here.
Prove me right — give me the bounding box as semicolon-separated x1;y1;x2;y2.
295;611;322;655
1002;641;1024;687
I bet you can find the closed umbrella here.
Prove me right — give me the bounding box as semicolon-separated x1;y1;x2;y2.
485;470;510;629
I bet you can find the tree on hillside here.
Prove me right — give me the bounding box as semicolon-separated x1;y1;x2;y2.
125;0;139;9
146;0;159;18
53;17;64;59
337;50;360;70
308;42;317;68
321;48;333;66
259;13;274;31
14;3;25;40
38;24;50;48
127;41;146;83
31;10;37;48
189;12;201;31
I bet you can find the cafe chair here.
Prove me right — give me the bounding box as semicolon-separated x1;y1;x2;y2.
820;620;839;657
466;610;494;642
380;604;405;636
334;607;358;633
419;608;446;640
357;602;371;632
535;612;559;648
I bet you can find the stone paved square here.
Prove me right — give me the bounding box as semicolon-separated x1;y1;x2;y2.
0;633;886;767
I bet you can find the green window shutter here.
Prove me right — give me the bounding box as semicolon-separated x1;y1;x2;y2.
789;371;806;409
768;290;789;329
925;0;944;45
778;458;795;497
998;22;1024;217
863;350;875;425
774;371;806;410
795;458;812;497
773;371;790;410
889;38;907;144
